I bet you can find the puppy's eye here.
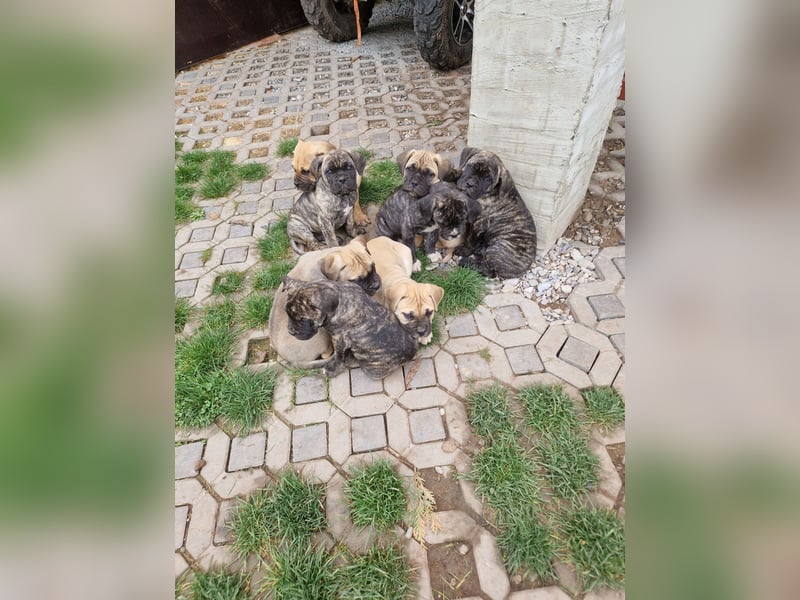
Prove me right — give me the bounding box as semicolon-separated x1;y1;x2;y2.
423;169;434;178
425;309;432;317
403;312;414;320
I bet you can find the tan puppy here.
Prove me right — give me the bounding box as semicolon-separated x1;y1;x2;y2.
366;236;444;345
269;236;380;367
292;139;369;227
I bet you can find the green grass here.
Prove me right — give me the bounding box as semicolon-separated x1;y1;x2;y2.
354;147;374;162
176;325;237;374
346;459;407;531
207;150;236;175
218;367;278;432
537;431;599;500
276;137;298;158
238;162;270;181
242;293;274;329
497;509;557;580
337;544;414;600
175;185;204;224
230;470;327;557
518;384;580;435
359;159;402;204
258;213;291;261
465;385;516;441
560;507;625;591
189;569;250;600
200;171;239;198
212;271;245;295
175;370;226;429
203;300;237;330
176;163;203;185
253;260;295;290
469;438;540;516
181;149;211;166
261;541;338;600
581;386;625;427
412;266;486;317
201;247;213;264
175;297;192;333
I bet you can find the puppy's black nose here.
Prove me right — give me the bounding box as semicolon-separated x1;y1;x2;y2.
417;325;430;336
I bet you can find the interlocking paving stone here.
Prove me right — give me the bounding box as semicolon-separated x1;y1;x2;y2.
612;256;626;277
175;505;188;550
273;196;293;211
175;441;204;479
408;407;446;443
214;499;236;544
446;314;478;337
295;375;328;404
228;223;253;238
275;178;294;191
403;358;437;389
240;182;262;194
221;246;248;264
227;432;266;471
505;345;545;375
203;205;222;218
455;353;492;380
473;529;510;600
180;251;206;269
493;305;527;330
291;423;327;462
350;368;383;396
587;293;625;320
189;227;215;242
509;587;573;599
236;200;258;214
558;336;599;372
351;415;387;452
610;333;625;357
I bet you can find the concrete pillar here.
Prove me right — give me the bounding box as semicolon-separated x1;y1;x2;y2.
467;0;625;255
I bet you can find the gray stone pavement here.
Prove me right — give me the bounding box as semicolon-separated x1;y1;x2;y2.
175;9;624;599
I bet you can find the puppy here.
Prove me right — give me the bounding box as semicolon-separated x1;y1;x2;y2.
373;149;452;262
366;236;444;345
269;237;380;367
454;147;538;279
282;277;418;380
418;181;481;263
292;139;369;226
287;149;367;254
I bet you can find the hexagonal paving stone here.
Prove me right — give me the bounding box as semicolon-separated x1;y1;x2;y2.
587;293;625;320
189;227;215;242
446;314;477;337
295;375;328;404
610;333;625;357
455;353;492;380
558;336;599;372
351;414;387;452
175;279;197;298
612;256;625;277
180;251;206;269
505;345;544;375
403;358;436;389
292;423;327;462
493;305;526;330
227;432;266;471
229;223;253;238
222;246;248;264
350;368;383;396
175;505;189;550
175;441;204;479
408;408;446;443
236;201;258;214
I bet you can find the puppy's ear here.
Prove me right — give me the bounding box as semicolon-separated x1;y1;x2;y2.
424;283;445;310
310;155;324;178
319;253;345;280
466;197;482;223
433;155;452;181
293;139;306;157
396;150;413;172
496;164;519;198
281;276;299;292
349;150;367;175
350;234;369;248
317;285;340;317
458;147;481;168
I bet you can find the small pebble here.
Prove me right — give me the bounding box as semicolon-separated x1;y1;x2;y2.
458;544;470;555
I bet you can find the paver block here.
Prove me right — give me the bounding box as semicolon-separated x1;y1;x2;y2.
222;246;248;264
179;252;206;269
295;375;328;404
409;407;446;444
350;368;383;396
610;333;625;357
175;441;204;479
327;409;352;465
214;499;236;544
273;196;293;211
505;345;544;375
175;505;189;550
275;178;294;191
509;587;573;599
423;510;479;544
210;469;267;499
473;529;510;600
175;552;189;578
455;353;492;380
493;305;526;330
227;432;266;471
236;201;258;214
190;227;215;242
446;313;477;337
229;223;253;238
292;423;327;462
403;358;437;389
266;418;291;472
587;293;625;320
584;588;625;599
612;256;625;278
351;414;386;452
558;336;599;372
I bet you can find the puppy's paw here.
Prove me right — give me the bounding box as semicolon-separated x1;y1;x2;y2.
353;214;370;227
418;333;433;345
412;259;422;273
427;252;441;263
323;360;345;379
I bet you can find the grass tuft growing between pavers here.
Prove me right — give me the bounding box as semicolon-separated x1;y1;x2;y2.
359;159;402;205
497;509;557;580
175;297;192;333
242;293;274;329
470;437;540;515
185;568;250;600
337;544;414;600
237;162;270;181
346;459;407;531
261;541;339;600
253;260;295;290
203;299;237;330
465;385;516;440
412;266;487;317
175;185;204;224
212;271;246;295
560;507;625;591
176;324;237;375
537;430;599;500
200;171;239;199
518;384;579;435
217;367;278;432
581;386;625;428
258;213;292;262
175;163;203;185
276;137;299;158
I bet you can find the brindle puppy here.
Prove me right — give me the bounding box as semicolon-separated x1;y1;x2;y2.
282;277;418;379
418;181;482;263
454;147;537;279
287;149;367;254
373;150;452;263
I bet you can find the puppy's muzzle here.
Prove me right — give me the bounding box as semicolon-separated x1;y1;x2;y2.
457;177;480;199
287;316;319;340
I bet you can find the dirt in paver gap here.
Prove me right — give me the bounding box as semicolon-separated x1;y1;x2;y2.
246;337;276;364
606;442;625;484
418;467;467;513
428;542;485;600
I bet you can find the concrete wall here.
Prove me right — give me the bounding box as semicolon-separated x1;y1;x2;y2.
467;0;625;254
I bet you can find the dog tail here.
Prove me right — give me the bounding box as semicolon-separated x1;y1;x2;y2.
292;357;333;370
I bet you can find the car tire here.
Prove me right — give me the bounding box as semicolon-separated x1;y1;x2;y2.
300;0;376;43
414;0;474;70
